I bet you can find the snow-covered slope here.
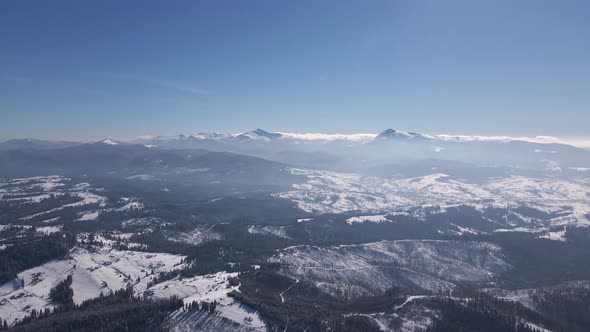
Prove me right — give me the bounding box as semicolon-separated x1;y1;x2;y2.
274;168;413;214
269;240;511;300
276;168;590;226
0;176;147;226
247;225;291;239
486;280;590;313
0;244;267;330
148;272;266;331
484;176;590;225
0;246;186;324
165;225;222;245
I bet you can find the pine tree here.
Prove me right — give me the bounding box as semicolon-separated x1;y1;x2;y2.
201;301;209;311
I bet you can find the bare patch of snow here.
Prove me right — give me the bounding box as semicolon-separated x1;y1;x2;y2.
247;225;291;239
76;211;100;221
150;272;266;331
346;214;389;225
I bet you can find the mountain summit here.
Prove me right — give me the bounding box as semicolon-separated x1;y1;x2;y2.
236;129;283;141
374;129;430;141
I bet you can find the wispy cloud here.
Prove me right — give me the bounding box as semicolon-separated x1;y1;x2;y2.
147;79;210;95
1;75;113;97
430;133;590;148
278;132;377;141
279;132;590;147
103;73;210;95
73;87;113;97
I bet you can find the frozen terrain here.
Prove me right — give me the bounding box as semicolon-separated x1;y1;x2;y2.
166;225;222;245
276;168;590;227
354;299;436;332
270;240;511;300
149;272;266;331
0;246;186;324
486;280;590;312
247;225;291;239
0;176;145;224
346;214;389;225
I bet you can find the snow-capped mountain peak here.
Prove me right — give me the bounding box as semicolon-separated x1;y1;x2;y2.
375;129;430;141
97;139;119;145
236;129;283;141
251;128;283;139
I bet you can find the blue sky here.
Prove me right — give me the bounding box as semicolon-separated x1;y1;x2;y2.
1;0;589;141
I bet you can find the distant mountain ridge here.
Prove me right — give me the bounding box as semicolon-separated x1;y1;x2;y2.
0;138;81;150
133;128;588;148
3;128;585;148
3;129;589;179
131;128;590;175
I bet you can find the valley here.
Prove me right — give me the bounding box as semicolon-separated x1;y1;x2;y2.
0;135;589;331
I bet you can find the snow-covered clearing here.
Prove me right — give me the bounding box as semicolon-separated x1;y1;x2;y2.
166;225;222;245
346;214;389;225
247;225;291;239
0;246;186;324
149;272;266;331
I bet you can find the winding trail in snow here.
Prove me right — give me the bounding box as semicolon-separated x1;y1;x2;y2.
280;279;299;303
280;279;300;332
394;295;428;310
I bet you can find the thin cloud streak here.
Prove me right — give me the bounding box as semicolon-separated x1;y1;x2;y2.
432;134;590;148
102;73;210;95
278;132;377;141
144;78;210;95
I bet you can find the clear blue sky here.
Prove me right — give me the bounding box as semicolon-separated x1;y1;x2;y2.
1;0;589;141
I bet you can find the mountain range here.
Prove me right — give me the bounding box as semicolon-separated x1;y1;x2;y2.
1;128;590;331
3;128;590;180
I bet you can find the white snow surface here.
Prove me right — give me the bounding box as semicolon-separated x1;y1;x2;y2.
346;214;389;225
166;226;222;245
0;246;186;324
270;240;511;300
76;210;100;221
538;229;567;241
36;225;63;235
247;225;291;239
0;176;110;222
276;168;590;226
149;272;266;331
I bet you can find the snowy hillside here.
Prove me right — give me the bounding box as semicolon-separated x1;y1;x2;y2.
0;236;268;331
149;272;266;331
276;168;590;226
270;240;511;300
165;225;222;245
0;175;145;223
0;246;186;324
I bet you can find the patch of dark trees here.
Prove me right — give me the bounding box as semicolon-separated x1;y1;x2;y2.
0;233;75;284
425;295;544;332
530;285;590;332
227;268;409;331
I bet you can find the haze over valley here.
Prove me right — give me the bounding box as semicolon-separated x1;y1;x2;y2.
2;1;590;331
